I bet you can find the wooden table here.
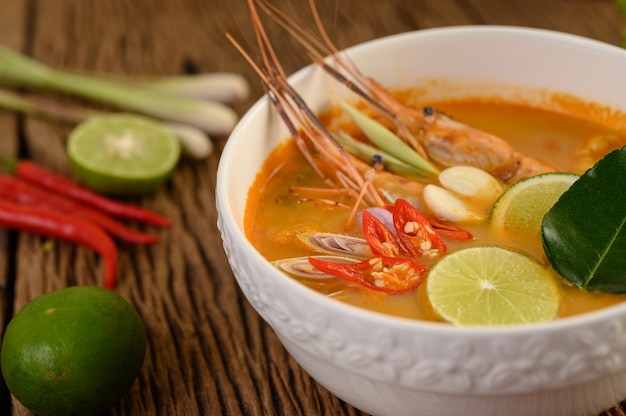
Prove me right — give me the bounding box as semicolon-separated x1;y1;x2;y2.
1;1;625;415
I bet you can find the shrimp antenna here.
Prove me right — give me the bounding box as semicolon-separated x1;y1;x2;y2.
228;0;385;208
253;0;428;156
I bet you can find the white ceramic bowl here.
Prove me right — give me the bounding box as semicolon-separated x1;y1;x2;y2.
217;26;626;416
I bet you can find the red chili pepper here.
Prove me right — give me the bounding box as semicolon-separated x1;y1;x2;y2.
0;175;158;244
430;220;475;241
0;198;118;289
308;256;427;294
392;199;447;257
361;210;402;257
11;160;171;227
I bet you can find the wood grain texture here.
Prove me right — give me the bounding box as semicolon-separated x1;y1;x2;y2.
0;1;625;415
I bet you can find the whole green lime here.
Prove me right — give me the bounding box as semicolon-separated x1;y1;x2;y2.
0;286;147;416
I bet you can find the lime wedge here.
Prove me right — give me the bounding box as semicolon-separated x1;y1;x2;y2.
426;246;560;326
67;114;181;195
489;172;578;235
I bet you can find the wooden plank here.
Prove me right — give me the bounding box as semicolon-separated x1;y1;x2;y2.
0;1;28;415
6;0;370;415
2;1;626;415
465;0;623;44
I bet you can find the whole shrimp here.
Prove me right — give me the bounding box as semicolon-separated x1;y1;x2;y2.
246;0;557;185
231;0;486;293
228;0;437;227
357;79;557;183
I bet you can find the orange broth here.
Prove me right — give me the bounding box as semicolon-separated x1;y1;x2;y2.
245;98;626;322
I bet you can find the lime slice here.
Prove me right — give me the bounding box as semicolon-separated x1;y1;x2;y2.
426;246;560;326
67;114;181;195
489;172;578;235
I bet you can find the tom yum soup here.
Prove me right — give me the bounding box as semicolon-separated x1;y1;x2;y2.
245;85;626;327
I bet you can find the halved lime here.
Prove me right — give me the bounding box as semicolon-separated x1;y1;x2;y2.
489;172;578;235
426;246;560;326
67;114;181;195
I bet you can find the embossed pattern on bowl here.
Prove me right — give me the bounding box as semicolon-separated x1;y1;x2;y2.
217;26;626;416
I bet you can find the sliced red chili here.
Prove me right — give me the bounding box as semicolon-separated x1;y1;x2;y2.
430;219;475;241
361;209;401;257
392;199;447;258
308;256;427;294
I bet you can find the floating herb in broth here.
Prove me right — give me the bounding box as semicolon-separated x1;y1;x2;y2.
245;98;626;324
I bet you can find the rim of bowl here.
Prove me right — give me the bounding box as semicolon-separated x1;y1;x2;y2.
217;25;626;337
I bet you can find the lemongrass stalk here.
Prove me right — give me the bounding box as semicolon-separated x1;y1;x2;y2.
163;122;213;158
273;256;360;279
0;89;35;114
136;73;250;103
26;72;251;103
296;232;371;258
0;45;237;136
333;131;425;178
0;88;211;159
339;100;439;178
0;88;94;122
